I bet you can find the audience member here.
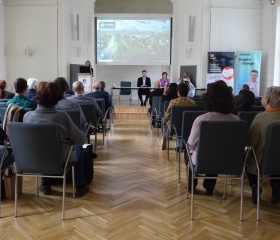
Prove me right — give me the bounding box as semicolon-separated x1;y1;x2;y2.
100;80;112;105
178;72;196;98
54;77;87;132
67;81;102;118
65;81;74;96
247;86;280;204
0;80;14;99
165;83;195;126
25;77;38;100
232;89;255;114
242;84;250;90
86;82;111;111
148;80;164;113
159;72;170;88
23;82;89;197
5;78;37;109
161;83;178;103
187;81;239;195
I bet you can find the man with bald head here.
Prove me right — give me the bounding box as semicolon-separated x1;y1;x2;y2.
86;81;111;112
67;81;102;118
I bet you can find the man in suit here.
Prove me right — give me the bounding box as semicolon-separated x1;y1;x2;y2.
86;81;111;112
137;70;151;106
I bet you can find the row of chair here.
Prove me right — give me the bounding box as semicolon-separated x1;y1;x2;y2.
184;120;280;221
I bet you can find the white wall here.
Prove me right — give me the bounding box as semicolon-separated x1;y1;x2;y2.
63;0;95;78
0;0;278;96
0;1;6;81
4;1;58;89
262;1;280;91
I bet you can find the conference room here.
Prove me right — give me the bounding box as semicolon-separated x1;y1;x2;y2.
0;0;280;239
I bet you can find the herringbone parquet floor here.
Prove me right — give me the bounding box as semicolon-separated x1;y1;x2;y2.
1;118;280;239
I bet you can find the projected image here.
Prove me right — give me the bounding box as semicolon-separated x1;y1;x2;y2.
96;19;171;65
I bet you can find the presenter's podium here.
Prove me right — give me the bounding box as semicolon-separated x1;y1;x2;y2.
77;73;94;93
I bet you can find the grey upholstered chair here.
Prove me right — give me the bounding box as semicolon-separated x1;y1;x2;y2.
58;109;81;129
251;123;280;220
166;105;199;161
237;111;262;131
78;103;99;151
173;110;207;183
7;122;75;220
186;121;248;220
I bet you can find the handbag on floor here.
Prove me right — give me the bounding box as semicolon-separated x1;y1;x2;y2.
83;144;94;185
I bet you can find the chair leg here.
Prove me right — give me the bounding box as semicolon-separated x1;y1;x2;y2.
72;166;75;199
62;176;66;220
15;174;18;217
191;174;195;220
186;164;190;199
240;175;244;221
223;178;227;199
178;151;181;183
257;175;260;221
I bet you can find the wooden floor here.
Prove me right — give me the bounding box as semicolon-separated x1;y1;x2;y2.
1;117;280;239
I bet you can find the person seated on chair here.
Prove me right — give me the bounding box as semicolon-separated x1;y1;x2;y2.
23;82;89;197
246;86;280;204
165;83;195;127
86;82;111;112
0;79;14;99
232;89;255;115
148;80;164;114
187;81;239;195
178;72;196;98
25;78;38;100
54;77;87;133
100;80;113;109
5;78;37;110
137;70;151;106
161;83;178;103
67;81;102;118
159;72;170;88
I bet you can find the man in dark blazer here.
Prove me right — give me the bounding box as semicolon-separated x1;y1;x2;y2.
86;82;111;111
137;70;151;106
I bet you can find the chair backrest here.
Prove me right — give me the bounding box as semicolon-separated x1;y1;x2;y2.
8;122;64;174
194;100;204;110
151;96;162;115
120;81;132;95
0;107;32;127
249;106;265;111
260;123;280;175
195;121;248;175
95;98;105;117
181;110;207;143
0;102;6;108
163;101;170;114
58;109;81;129
170;105;200;136
237;111;262;130
78;103;98;126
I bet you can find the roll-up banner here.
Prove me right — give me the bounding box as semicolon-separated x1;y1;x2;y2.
207;52;235;87
235;51;262;96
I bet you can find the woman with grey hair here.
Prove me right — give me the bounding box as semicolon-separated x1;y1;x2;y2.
25;77;38;100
